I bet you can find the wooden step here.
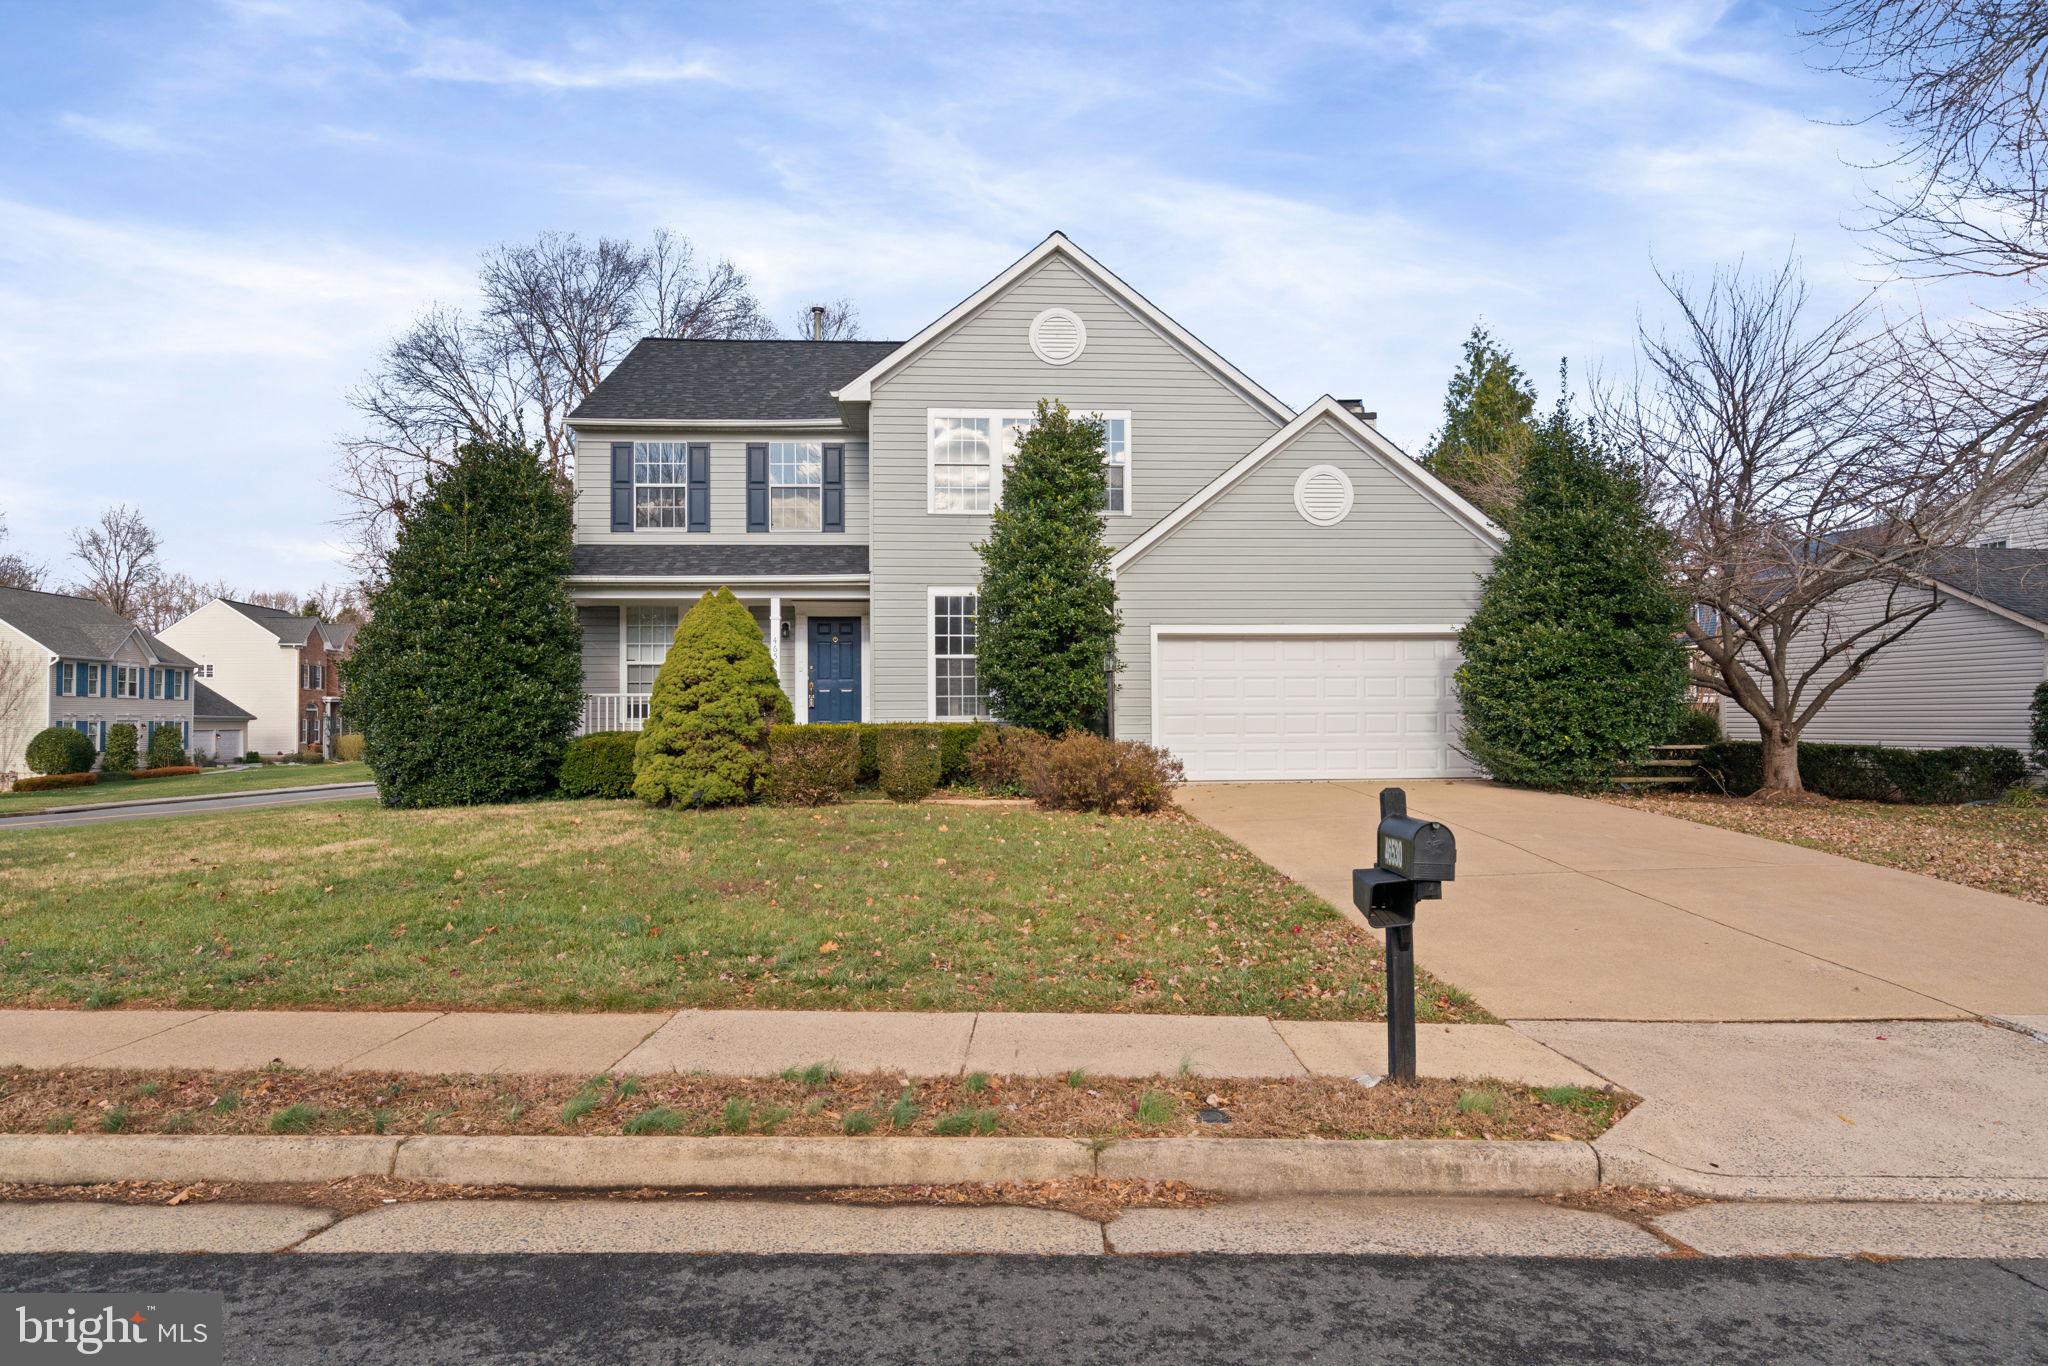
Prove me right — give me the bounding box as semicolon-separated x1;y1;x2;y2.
1613;774;1698;786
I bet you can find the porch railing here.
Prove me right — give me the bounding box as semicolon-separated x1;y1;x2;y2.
580;693;650;735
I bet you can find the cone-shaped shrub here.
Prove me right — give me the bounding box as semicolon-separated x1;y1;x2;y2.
634;588;793;807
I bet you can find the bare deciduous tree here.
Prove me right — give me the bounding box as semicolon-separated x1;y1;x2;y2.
1597;258;2048;792
339;229;785;568
66;505;161;621
795;298;864;340
0;512;46;591
130;572;238;634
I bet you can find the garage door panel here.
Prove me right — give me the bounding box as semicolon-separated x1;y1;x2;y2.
1156;631;1471;781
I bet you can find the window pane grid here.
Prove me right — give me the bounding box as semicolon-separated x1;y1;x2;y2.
625;606;679;694
932;593;988;719
930;411;1127;514
634;441;688;528
769;441;824;531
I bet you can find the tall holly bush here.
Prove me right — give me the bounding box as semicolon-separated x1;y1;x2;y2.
1422;322;1537;518
344;438;582;807
633;587;792;807
974;399;1120;733
1455;401;1688;787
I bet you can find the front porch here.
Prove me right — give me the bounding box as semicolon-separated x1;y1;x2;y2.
574;588;871;734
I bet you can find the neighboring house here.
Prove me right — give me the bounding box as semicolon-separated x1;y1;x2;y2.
0;586;198;777
566;232;1503;781
192;682;256;762
160;600;356;757
1720;547;2048;752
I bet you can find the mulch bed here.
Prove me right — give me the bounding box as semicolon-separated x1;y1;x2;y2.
0;1066;1632;1143
0;1176;1209;1223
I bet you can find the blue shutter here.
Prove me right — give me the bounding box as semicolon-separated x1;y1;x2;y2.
73;662;85;695
610;442;635;532
822;444;845;533
686;443;710;533
746;444;769;532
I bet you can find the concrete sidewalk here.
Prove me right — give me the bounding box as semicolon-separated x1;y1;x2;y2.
0;1007;1603;1086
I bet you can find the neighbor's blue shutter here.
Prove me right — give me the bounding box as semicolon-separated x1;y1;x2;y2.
687;443;710;533
610;442;635;532
746;443;769;532
822;444;845;533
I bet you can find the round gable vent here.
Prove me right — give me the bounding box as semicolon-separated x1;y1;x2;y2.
1294;464;1355;526
1029;307;1087;365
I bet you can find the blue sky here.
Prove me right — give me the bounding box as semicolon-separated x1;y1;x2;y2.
0;0;1932;589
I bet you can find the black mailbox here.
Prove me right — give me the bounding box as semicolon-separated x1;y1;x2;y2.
1351;787;1457;1082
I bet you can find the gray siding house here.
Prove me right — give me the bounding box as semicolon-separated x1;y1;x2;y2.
0;586;200;778
568;233;1503;781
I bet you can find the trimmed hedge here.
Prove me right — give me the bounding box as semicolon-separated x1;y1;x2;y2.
25;726;94;776
1025;731;1184;814
876;728;942;803
805;722;990;786
130;765;202;780
765;725;861;805
1668;708;1722;746
558;731;638;800
1699;740;2026;804
10;772;98;794
103;723;139;776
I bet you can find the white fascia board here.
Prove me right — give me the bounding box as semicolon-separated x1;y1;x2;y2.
565;574;870;586
1152;624;1465;637
1915;575;2048;636
569;418;850;432
1111;396;1507;573
830;232;1295;424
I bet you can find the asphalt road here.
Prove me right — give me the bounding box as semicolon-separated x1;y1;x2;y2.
5;1253;2045;1364
0;784;375;830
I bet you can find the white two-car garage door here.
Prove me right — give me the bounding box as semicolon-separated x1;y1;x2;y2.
1153;632;1473;782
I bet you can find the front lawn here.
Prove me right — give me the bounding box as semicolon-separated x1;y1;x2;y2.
0;799;1484;1020
0;762;371;815
1610;790;2048;906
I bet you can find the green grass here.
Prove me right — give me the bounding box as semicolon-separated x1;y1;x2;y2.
0;762;372;815
622;1106;684;1136
0;799;1485;1020
1456;1088;1500;1116
267;1102;322;1134
963;1071;990;1094
1065;1069;1088;1089
208;1091;240;1116
99;1105;130;1133
887;1089;919;1131
720;1097;753;1134
1538;1085;1622;1126
932;1107;1000;1137
779;1062;837;1087
841;1109;877;1136
1133;1089;1176;1124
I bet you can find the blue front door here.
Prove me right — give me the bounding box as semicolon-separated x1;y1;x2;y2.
808;618;861;723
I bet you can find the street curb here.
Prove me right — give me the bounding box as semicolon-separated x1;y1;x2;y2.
1595;1144;2048;1203
0;782;375;819
0;1134;1597;1197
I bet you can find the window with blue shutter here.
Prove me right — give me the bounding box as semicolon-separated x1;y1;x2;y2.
822;444;845;533
746;444;769;532
57;663;71;697
611;442;634;532
687;443;710;533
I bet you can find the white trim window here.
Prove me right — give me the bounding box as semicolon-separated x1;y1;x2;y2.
927;408;1130;515
113;665;141;699
623;605;679;701
769;441;824;530
633;441;690;529
930;590;989;720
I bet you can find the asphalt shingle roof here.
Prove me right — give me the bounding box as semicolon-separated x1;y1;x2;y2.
192;681;255;722
569;544;869;578
1925;546;2048;626
0;586;195;666
221;599;330;646
568;339;903;422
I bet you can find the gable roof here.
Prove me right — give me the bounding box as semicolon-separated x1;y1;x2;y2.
830;232;1296;424
569;339;904;424
1110;396;1506;573
318;620;360;652
1920;546;2048;631
192;681;255;722
221;599;322;646
0;586;195;666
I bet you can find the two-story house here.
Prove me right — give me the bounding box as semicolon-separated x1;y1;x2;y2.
160;600;356;757
566;233;1502;783
0;586;200;776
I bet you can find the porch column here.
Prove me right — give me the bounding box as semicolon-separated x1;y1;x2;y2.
767;596;783;696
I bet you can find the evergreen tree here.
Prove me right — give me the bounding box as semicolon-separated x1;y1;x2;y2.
345;438;582;807
974;400;1120;733
1423;323;1538;516
633;587;792;807
1454;399;1688;787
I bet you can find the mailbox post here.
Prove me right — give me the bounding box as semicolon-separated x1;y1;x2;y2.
1351;788;1456;1084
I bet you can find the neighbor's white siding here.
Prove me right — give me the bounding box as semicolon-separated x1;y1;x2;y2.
1720;583;2048;750
160;601;298;755
0;619;51;777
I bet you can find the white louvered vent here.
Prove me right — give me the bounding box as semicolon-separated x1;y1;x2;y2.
1294;464;1355;526
1029;307;1087;365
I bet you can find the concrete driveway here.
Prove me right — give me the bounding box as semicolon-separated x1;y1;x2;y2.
1180;780;2048;1022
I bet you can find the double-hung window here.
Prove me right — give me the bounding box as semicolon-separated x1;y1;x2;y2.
768;442;823;530
623;606;679;723
931;591;989;720
633;442;690;528
56;662;72;697
928;409;1130;514
114;665;140;699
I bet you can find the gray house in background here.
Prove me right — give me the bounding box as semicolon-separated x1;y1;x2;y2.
567;232;1503;781
0;586;199;778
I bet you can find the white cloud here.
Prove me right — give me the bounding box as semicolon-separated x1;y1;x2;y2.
406;38;734;90
57;113;182;153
